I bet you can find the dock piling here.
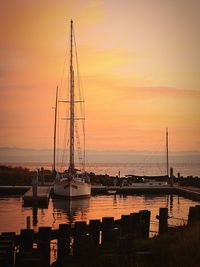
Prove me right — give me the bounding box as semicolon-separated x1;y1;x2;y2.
38;226;51;267
41;167;44;185
73;221;87;258
101;217;114;246
188;205;200;225
57;224;70;261
121;215;131;235
159;208;168;234
0;232;15;266
195;205;200;220
89;219;101;245
26;216;31;229
170;168;174;187
32;171;38;201
130;212;140;237
139;210;151;238
19;229;34;253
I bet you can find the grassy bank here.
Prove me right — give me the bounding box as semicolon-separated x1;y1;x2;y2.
134;222;200;267
52;222;200;267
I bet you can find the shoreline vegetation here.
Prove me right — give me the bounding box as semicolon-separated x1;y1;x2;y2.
0;165;200;187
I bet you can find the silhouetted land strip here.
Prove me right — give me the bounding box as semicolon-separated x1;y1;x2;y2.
1;165;200;186
0;165;52;186
1;205;200;267
1;165;200;202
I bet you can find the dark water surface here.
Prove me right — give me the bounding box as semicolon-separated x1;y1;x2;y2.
0;194;199;234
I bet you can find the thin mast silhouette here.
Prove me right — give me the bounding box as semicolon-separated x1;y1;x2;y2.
69;19;75;173
166;128;169;177
53;86;58;173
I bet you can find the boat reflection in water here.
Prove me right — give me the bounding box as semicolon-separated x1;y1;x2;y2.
51;197;90;224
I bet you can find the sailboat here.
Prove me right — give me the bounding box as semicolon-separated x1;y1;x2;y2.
53;20;91;199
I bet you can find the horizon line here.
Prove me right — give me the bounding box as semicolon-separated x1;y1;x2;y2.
0;146;200;154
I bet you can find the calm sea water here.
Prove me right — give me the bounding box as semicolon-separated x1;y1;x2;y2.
3;162;200;177
1;163;199;241
0;194;199;234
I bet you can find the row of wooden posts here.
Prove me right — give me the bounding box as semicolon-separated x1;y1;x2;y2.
1;205;200;267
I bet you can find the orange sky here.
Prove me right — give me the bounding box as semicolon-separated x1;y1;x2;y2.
0;0;200;153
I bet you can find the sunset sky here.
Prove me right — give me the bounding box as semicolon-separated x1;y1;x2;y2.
0;0;200;155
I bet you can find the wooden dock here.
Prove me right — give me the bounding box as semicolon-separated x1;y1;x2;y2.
91;185;176;194
23;186;51;206
176;186;200;201
0;186;30;195
92;185;200;200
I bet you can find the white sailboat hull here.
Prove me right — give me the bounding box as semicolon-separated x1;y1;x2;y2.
54;179;91;199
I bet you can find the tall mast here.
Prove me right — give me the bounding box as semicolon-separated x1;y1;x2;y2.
166;128;169;177
69;19;75;173
53;86;58;173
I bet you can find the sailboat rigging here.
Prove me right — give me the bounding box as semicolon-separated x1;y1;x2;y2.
53;20;91;198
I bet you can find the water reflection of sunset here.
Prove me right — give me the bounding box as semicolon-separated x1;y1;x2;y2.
0;195;198;234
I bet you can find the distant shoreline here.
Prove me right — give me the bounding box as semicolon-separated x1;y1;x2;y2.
1;162;200;177
0;147;200;164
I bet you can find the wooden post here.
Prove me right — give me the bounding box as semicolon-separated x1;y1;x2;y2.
112;227;120;244
195;205;200;220
159;208;168;234
1;232;16;240
26;216;31;229
101;217;114;245
121;215;131;235
41;167;45;185
73;221;87;258
170;167;174;187
0;232;16;266
139;210;151;238
20;229;34;252
57;224;70;261
130;212;140;237
32;170;38;201
177;172;180;186
32;206;38;226
73;221;95;264
188;206;199;225
89;219;101;246
38;226;51;267
74;221;87;236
